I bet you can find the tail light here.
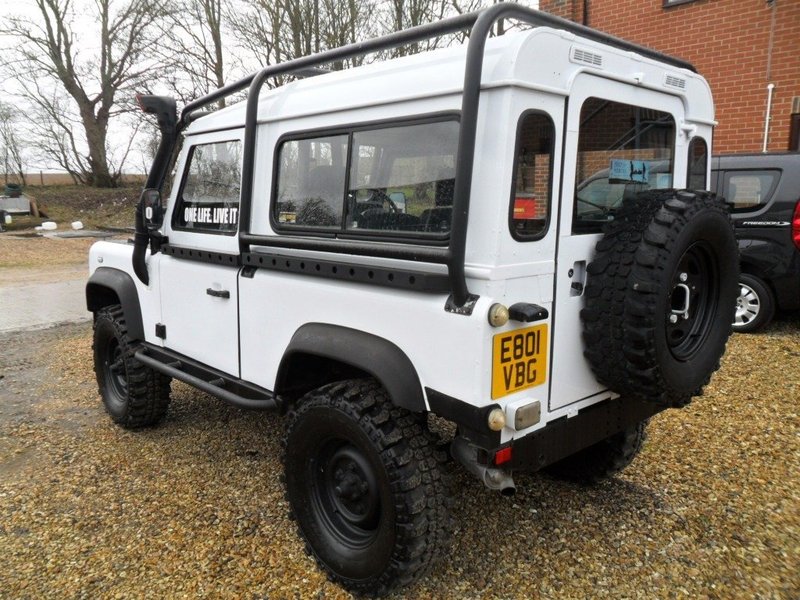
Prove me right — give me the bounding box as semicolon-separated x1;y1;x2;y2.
793;199;800;250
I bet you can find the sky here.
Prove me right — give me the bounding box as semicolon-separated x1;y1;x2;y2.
0;0;540;175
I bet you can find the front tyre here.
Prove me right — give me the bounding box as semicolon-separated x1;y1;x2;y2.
283;379;451;596
93;305;171;428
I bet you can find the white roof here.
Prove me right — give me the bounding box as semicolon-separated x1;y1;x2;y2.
186;26;714;135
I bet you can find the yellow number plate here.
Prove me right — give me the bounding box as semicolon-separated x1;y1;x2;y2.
491;324;548;400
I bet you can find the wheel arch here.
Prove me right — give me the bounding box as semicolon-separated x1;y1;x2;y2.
86;267;145;341
275;323;426;413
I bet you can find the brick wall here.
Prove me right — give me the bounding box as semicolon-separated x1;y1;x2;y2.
539;0;800;154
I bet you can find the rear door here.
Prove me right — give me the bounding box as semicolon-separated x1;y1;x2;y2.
549;75;683;410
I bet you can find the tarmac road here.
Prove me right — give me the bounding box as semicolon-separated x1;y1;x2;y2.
0;265;90;333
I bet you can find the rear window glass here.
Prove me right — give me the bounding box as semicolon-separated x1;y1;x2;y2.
687;137;708;190
724;171;779;212
509;112;555;240
174;140;242;234
573;98;675;234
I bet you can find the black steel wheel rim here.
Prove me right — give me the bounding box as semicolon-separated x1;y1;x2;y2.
666;241;719;360
104;338;128;400
310;438;382;550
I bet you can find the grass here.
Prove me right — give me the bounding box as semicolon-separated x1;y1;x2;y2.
3;183;143;232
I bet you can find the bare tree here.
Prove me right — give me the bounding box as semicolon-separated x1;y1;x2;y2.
0;102;27;186
1;0;166;187
229;0;377;87
159;0;231;107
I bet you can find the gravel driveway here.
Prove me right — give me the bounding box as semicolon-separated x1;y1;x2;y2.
1;318;798;598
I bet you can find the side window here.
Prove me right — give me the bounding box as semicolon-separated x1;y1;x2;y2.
687;137;708;190
272;118;459;237
509;112;555;240
573;98;676;234
275;135;348;229
174;140;242;234
348;121;458;234
724;171;779;212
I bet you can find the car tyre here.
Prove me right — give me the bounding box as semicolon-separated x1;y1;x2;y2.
582;190;739;407
93;305;171;428
733;273;775;333
283;379;452;596
544;419;648;484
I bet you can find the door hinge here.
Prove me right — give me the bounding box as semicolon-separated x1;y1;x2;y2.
155;323;167;339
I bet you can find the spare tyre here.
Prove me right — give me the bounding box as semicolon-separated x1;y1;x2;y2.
581;190;738;408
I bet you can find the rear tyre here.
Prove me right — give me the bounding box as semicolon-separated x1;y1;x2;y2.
93;305;171;428
544;420;648;484
733;274;775;333
582;190;739;407
283;379;451;596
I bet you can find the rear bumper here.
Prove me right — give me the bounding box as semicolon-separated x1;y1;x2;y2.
427;385;664;472
509;396;662;471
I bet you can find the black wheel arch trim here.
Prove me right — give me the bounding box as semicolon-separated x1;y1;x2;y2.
86;267;145;341
276;323;425;413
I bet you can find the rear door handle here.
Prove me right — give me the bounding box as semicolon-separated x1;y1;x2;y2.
206;288;230;299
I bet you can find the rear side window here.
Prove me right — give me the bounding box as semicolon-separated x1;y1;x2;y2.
348;122;458;234
272;118;459;237
573;98;675;234
174;140;242;234
509;112;555;240
687;137;708;189
724;171;779;212
275;135;348;228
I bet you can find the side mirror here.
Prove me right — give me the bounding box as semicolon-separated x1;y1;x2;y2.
140;188;163;230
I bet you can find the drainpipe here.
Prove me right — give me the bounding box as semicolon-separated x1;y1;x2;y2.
763;83;775;153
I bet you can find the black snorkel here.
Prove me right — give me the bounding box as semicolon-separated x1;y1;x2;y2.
133;95;177;285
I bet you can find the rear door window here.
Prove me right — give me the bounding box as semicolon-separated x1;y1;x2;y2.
573;98;676;234
723;171;779;212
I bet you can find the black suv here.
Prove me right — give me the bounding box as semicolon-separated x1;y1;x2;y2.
711;152;800;332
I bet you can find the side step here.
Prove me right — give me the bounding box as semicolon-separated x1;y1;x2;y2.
135;344;280;412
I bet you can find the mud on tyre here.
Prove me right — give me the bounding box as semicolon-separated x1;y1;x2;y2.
282;379;452;596
581;190;739;407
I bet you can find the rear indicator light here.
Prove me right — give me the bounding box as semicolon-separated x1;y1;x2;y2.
793;200;800;251
494;446;513;466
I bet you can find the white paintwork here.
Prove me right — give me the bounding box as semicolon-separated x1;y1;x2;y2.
88;24;716;445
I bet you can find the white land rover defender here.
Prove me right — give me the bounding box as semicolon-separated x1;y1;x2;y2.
86;4;738;595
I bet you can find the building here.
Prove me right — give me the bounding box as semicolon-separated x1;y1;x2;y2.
539;0;800;154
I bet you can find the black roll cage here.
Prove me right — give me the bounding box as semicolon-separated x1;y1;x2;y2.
176;2;695;307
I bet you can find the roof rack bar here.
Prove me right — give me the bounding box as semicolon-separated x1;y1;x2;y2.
222;2;695;307
237;11;482;255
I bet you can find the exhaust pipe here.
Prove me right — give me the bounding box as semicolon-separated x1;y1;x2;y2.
451;436;516;496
